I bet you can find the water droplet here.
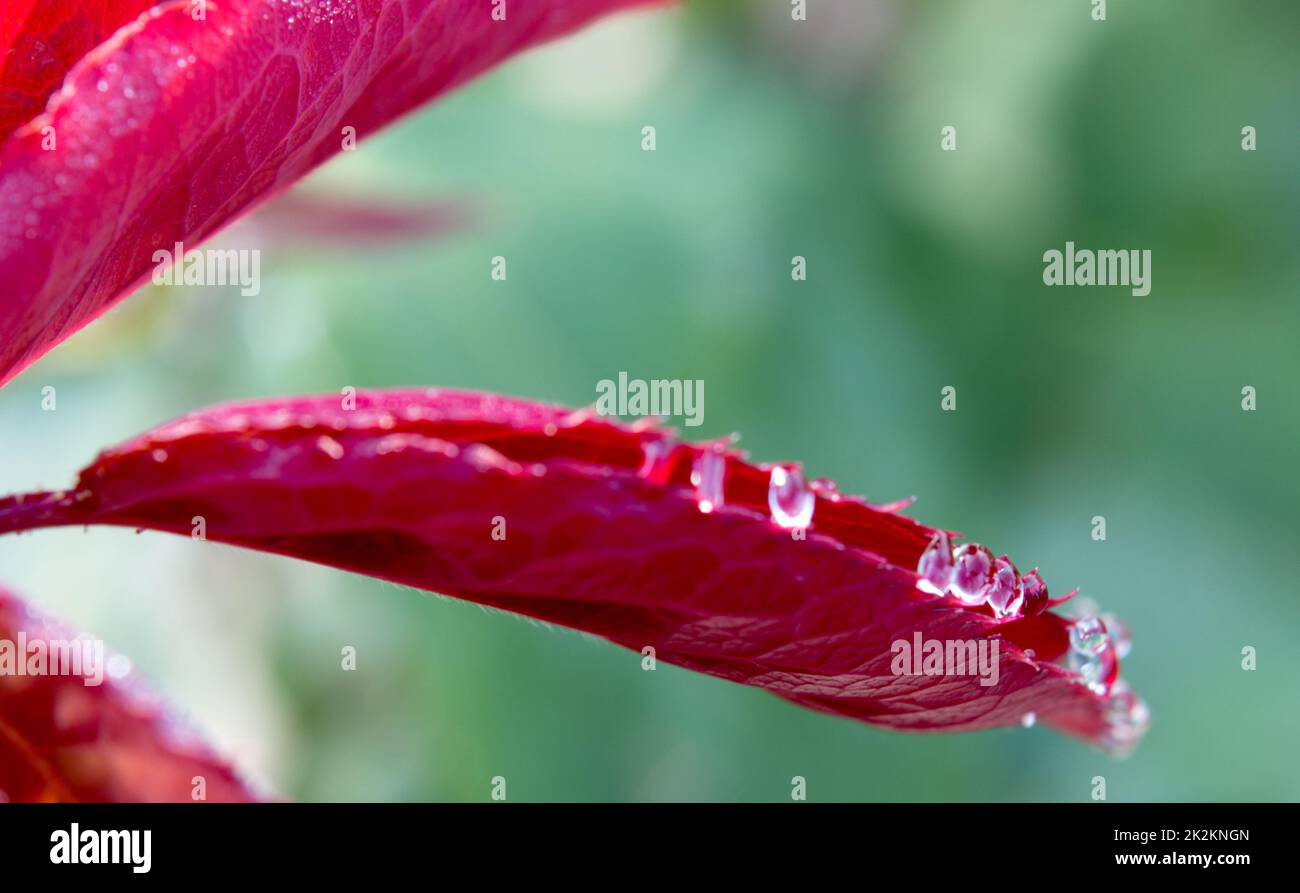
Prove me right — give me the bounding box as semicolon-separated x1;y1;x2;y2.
1018;568;1049;616
768;466;814;529
106;654;132;680
1099;681;1151;757
1069;642;1117;696
315;435;345;459
638;437;676;485
690;448;725;514
1021;712;1037;728
96;79;108;92
987;555;1024;618
1069;616;1109;655
151;449;168;463
915;531;954;596
951;543;994;606
1105;680;1151;744
1102;612;1131;659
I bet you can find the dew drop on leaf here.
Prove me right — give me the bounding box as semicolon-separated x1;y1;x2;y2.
987;555;1023;618
767;466;814;530
951;542;994;606
690;448;725;514
637;437;675;485
915;531;954;596
1069;616;1109;655
1102;612;1132;658
1103;680;1151;754
1070;642;1117;696
1018;568;1049;616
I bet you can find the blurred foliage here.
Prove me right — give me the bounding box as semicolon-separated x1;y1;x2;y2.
1;0;1297;801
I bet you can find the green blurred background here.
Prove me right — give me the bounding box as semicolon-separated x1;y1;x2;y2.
1;0;1297;801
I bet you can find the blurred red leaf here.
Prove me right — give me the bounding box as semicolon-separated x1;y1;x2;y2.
0;584;260;802
236;191;474;248
0;0;665;387
0;389;1148;754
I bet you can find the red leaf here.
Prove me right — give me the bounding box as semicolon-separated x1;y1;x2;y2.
0;389;1150;755
0;0;665;387
0;584;261;802
0;0;156;142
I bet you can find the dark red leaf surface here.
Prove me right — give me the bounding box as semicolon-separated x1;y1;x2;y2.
0;0;664;387
0;389;1147;754
0;0;156;142
0;585;260;802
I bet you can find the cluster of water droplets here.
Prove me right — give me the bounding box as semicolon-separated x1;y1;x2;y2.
637;439;1151;752
1067;614;1115;694
915;531;1048;620
271;0;358;27
638;438;820;531
917;532;1149;748
1063;601;1138;695
1100;678;1151;757
1061;601;1149;753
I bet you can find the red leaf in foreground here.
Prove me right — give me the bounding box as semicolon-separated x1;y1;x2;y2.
0;0;665;387
0;389;1150;755
0;0;156;142
0;585;260;802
